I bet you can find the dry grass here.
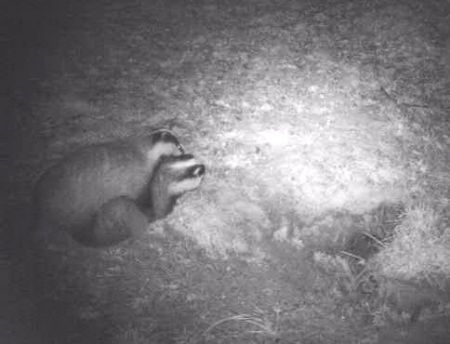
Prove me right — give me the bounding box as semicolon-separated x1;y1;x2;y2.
375;204;450;285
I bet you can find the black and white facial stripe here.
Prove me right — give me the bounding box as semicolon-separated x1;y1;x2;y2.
145;154;206;220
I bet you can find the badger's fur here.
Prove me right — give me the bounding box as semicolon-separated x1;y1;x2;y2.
34;129;205;247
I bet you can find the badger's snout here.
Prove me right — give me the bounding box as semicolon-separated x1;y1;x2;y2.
190;164;206;178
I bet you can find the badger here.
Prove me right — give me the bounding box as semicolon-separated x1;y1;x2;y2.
33;129;205;247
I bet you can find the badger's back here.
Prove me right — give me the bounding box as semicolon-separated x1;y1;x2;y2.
34;142;150;234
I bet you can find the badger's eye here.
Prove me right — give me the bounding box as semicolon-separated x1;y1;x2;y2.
179;154;194;161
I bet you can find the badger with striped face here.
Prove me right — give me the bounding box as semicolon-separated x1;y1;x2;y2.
145;154;206;220
34;129;205;247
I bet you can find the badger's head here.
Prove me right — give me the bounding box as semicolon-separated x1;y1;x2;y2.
149;154;206;219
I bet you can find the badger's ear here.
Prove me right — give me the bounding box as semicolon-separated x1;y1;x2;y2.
150;129;184;154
